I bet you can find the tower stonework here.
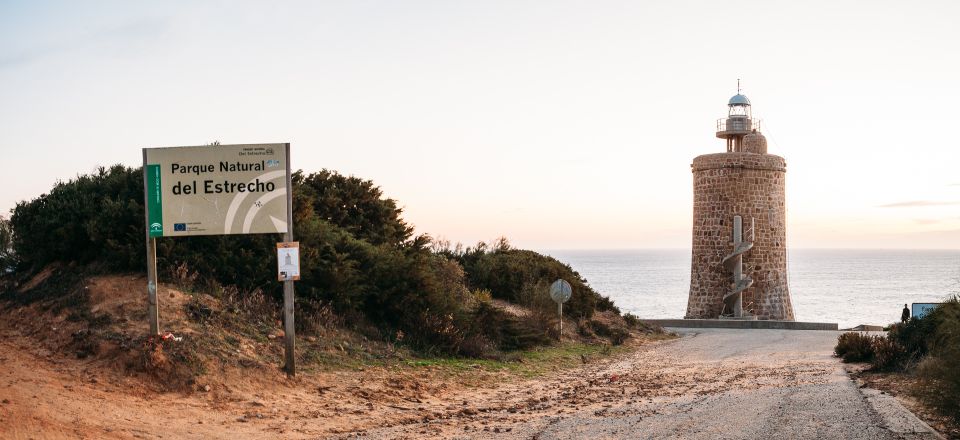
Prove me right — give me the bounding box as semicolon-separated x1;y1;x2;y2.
686;93;795;321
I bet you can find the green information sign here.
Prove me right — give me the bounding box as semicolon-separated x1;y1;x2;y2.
142;143;289;237
146;164;163;237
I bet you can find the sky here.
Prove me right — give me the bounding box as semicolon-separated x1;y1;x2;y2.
1;0;958;250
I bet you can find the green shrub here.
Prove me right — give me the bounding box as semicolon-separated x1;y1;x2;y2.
582;319;630;346
834;331;906;369
835;299;960;422
870;336;905;372
6;167;455;348
0;216;14;274
887;318;937;366
450;239;618;320
5;166;618;358
916;349;960;422
622;313;641;327
296;170;412;246
912;298;960;422
466;300;553;353
835;332;874;363
10;165;145;271
919;297;960;358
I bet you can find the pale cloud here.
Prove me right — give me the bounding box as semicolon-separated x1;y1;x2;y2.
878;201;960;208
914;219;941;225
0;16;168;69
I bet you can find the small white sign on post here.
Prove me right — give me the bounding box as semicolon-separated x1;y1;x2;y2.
277;242;301;281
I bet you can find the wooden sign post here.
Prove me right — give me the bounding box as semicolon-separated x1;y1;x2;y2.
142;143;299;377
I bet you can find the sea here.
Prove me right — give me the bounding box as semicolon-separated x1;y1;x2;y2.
543;249;960;329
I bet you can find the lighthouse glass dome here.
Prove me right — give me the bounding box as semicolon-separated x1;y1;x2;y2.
727;94;751;118
728;94;751;106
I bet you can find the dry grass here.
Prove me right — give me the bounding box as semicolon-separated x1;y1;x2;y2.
2;265;670;398
854;370;960;439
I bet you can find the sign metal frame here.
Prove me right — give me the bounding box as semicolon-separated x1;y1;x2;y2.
142;143;299;377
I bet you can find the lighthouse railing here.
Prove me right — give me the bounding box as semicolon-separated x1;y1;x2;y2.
716;118;762;134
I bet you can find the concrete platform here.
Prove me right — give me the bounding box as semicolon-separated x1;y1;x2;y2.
643;318;838;331
842;324;884;332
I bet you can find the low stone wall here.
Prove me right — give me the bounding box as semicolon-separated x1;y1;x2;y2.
643;319;838;331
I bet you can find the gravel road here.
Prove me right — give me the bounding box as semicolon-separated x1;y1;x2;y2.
347;328;943;440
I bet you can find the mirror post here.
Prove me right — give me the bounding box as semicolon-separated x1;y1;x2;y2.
558;302;563;340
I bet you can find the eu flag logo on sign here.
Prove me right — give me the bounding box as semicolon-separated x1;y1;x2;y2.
174;223;187;232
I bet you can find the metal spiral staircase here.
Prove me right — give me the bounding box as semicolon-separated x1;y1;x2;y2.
720;216;754;318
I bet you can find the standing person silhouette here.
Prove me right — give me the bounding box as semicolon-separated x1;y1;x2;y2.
901;304;910;323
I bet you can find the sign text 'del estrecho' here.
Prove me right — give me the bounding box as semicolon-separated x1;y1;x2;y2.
144;143;289;237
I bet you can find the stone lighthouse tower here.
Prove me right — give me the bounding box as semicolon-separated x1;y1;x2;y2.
685;92;795;321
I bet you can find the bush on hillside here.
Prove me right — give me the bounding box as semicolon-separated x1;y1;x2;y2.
467;300;554;353
5;164;625;357
446;238;618;320
836;298;960;422
870;336;904;372
834;331;910;370
886;316;938;366
11;166;145;271
912;298;960;422
296;170;413;246
834;332;875;363
0;216;14;275
916;349;960;423
579;318;631;346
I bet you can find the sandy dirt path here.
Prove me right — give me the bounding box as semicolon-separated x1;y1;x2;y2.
0;332;296;440
341;328;943;439
0;327;942;439
0;323;656;440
